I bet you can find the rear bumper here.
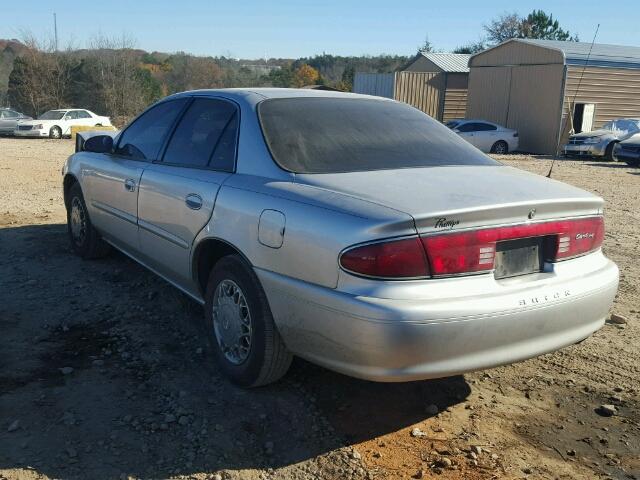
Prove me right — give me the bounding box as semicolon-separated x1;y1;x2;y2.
258;252;618;381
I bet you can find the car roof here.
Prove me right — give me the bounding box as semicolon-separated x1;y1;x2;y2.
168;88;389;103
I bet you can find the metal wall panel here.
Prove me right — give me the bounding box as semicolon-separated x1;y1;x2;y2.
561;66;640;144
507;64;565;154
352;73;395;98
467;64;564;153
394;71;445;119
466;66;511;125
442;73;468;122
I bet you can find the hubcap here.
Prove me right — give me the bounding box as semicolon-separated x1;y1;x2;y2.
70;197;87;246
212;279;252;365
496;143;506;154
51;128;60;138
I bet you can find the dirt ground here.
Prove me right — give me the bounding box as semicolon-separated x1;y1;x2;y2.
0;137;638;480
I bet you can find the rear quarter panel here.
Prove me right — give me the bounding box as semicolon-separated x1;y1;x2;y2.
195;174;417;289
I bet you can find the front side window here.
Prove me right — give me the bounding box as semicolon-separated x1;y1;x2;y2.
64;111;77;120
162;98;238;170
258;98;497;174
115;99;188;161
602;121;615;131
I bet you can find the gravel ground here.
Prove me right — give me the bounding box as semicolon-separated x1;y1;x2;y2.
0;137;638;480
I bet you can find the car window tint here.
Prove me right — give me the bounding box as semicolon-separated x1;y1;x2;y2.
9;110;20;118
78;111;92;119
115;99;188;161
163;98;238;170
259;98;497;173
477;123;497;131
456;123;477;132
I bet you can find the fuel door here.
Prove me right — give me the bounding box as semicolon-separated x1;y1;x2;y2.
258;209;286;249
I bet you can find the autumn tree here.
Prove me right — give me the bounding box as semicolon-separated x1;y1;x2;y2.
292;64;320;87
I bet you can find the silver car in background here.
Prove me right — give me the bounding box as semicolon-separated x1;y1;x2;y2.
62;89;619;387
563;118;640;161
0;108;31;134
446;119;519;154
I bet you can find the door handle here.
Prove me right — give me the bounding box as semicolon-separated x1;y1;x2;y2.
124;179;136;192
185;194;203;210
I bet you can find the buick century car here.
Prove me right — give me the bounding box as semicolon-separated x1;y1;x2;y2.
62;89;619;387
16;108;111;139
563;118;640;161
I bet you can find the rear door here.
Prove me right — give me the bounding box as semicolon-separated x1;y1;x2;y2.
84;98;189;253
136;96;239;287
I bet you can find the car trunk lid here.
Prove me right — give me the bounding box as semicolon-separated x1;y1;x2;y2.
295;165;603;234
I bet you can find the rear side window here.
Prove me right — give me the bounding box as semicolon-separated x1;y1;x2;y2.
162;98;238;171
115;99;187;161
258;98;497;173
77;110;92;119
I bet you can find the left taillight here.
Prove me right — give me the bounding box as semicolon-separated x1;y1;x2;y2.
339;237;430;279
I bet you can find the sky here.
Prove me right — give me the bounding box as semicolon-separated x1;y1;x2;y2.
2;1;639;59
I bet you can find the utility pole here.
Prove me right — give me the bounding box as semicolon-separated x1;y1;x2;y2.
53;12;58;50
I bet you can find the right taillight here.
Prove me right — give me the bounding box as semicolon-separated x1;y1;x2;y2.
553;216;604;260
339;216;604;280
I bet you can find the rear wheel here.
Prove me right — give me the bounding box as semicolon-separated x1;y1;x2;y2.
49;126;62;139
491;140;508;154
66;183;111;259
605;142;619;162
204;255;292;387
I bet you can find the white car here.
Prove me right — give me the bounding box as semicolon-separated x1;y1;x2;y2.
14;109;111;139
447;119;519;154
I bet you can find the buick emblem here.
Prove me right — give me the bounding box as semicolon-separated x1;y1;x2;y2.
528;209;536;220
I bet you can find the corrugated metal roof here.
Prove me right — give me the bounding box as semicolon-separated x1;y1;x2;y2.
517;39;640;69
421;53;470;73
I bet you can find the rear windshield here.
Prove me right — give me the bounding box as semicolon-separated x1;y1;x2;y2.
39;110;65;120
258;97;498;174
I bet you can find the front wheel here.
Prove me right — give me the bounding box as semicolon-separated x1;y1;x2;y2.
605;142;619;162
49;126;62;139
490;140;508;154
204;255;292;387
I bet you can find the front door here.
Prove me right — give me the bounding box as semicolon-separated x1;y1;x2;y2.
84;98;189;254
136;97;239;289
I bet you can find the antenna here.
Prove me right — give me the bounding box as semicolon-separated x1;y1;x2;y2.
547;24;600;179
53;12;58;51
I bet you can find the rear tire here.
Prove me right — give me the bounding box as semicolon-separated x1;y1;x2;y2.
66;183;111;259
605;142;619;162
204;255;292;387
49;126;62;139
491;140;508;154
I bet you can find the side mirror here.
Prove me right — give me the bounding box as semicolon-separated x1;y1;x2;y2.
83;134;114;153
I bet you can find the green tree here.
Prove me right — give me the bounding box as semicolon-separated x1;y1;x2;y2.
521;10;578;41
453;41;485;54
484;10;577;45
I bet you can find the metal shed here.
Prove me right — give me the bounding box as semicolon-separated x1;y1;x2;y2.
467;39;640;154
353;53;470;122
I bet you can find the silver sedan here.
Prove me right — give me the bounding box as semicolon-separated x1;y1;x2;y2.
0;108;31;134
62;89;619;387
